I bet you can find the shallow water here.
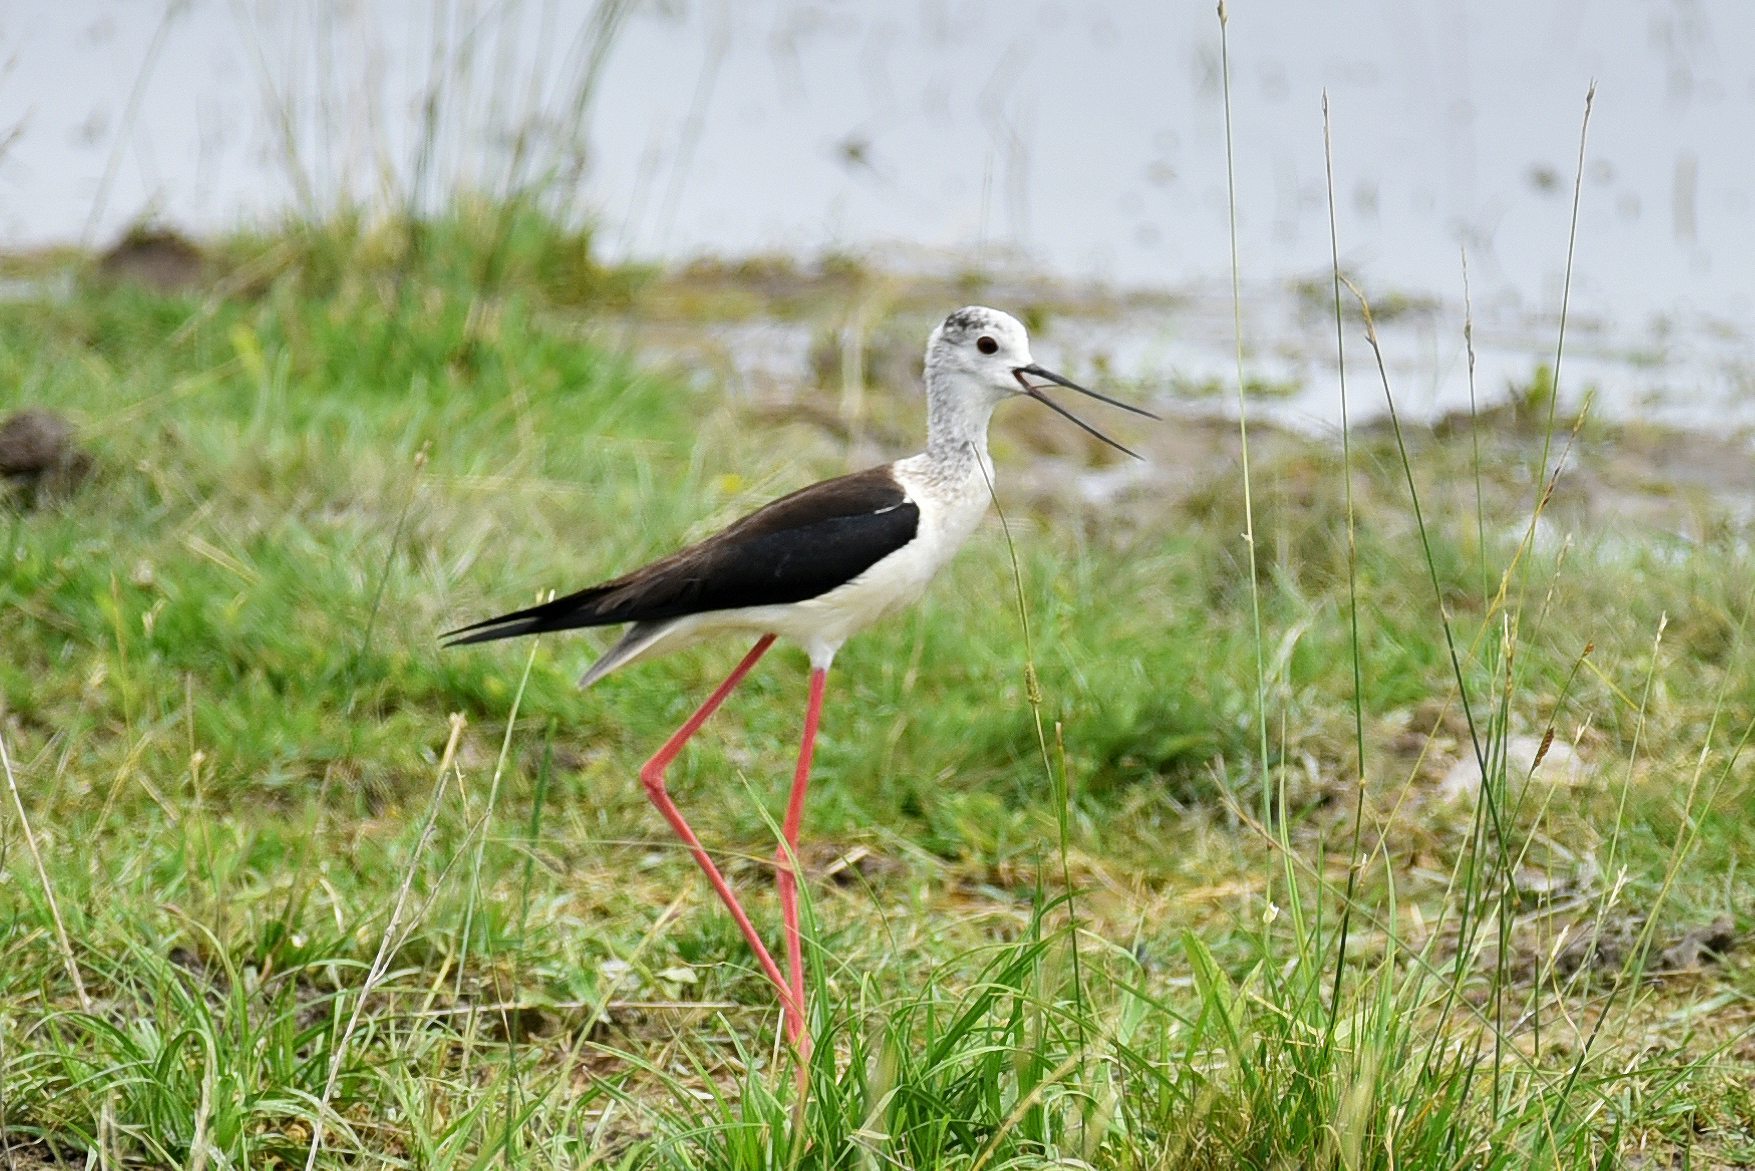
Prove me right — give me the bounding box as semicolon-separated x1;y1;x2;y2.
624;272;1754;440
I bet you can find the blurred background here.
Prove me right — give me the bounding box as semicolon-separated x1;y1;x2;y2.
4;0;1752;430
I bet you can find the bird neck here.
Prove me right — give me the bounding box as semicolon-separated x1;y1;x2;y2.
923;382;997;475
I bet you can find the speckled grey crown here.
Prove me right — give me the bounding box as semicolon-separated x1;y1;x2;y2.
937;306;1011;338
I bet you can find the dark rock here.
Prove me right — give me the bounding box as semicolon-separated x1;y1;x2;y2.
0;408;91;507
97;226;205;293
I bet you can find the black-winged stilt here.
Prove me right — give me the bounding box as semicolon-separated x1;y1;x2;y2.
445;306;1154;1056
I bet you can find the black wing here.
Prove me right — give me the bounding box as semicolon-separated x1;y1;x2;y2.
443;465;920;646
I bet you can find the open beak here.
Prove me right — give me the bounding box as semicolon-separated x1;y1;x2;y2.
1012;363;1160;460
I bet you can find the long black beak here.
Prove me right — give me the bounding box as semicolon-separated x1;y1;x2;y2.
1012;363;1159;460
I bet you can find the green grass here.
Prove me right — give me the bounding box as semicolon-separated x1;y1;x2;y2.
3;215;1755;1168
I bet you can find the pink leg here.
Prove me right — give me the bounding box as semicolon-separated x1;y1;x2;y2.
775;667;827;1055
639;635;804;1027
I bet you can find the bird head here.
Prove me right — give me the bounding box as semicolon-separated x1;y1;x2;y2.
925;306;1159;458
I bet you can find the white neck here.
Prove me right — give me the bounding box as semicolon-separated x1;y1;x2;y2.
923;373;998;474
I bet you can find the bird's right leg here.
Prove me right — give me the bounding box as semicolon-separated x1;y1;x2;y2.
638;633;802;1025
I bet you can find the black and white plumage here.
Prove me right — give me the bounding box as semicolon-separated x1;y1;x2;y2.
445;306;1154;677
444;465;921;683
444;306;1154;1065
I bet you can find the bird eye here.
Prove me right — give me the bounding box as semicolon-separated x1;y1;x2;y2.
977;336;998;354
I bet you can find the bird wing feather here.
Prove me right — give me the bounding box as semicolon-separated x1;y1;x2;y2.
443;465;920;645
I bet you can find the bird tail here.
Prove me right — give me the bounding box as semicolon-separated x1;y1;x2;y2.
445;592;679;690
440;586;615;647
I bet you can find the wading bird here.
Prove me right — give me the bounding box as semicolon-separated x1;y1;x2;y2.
445;306;1154;1058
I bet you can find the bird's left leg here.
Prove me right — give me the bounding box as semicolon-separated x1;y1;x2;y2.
638;635;803;1029
775;666;827;1057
